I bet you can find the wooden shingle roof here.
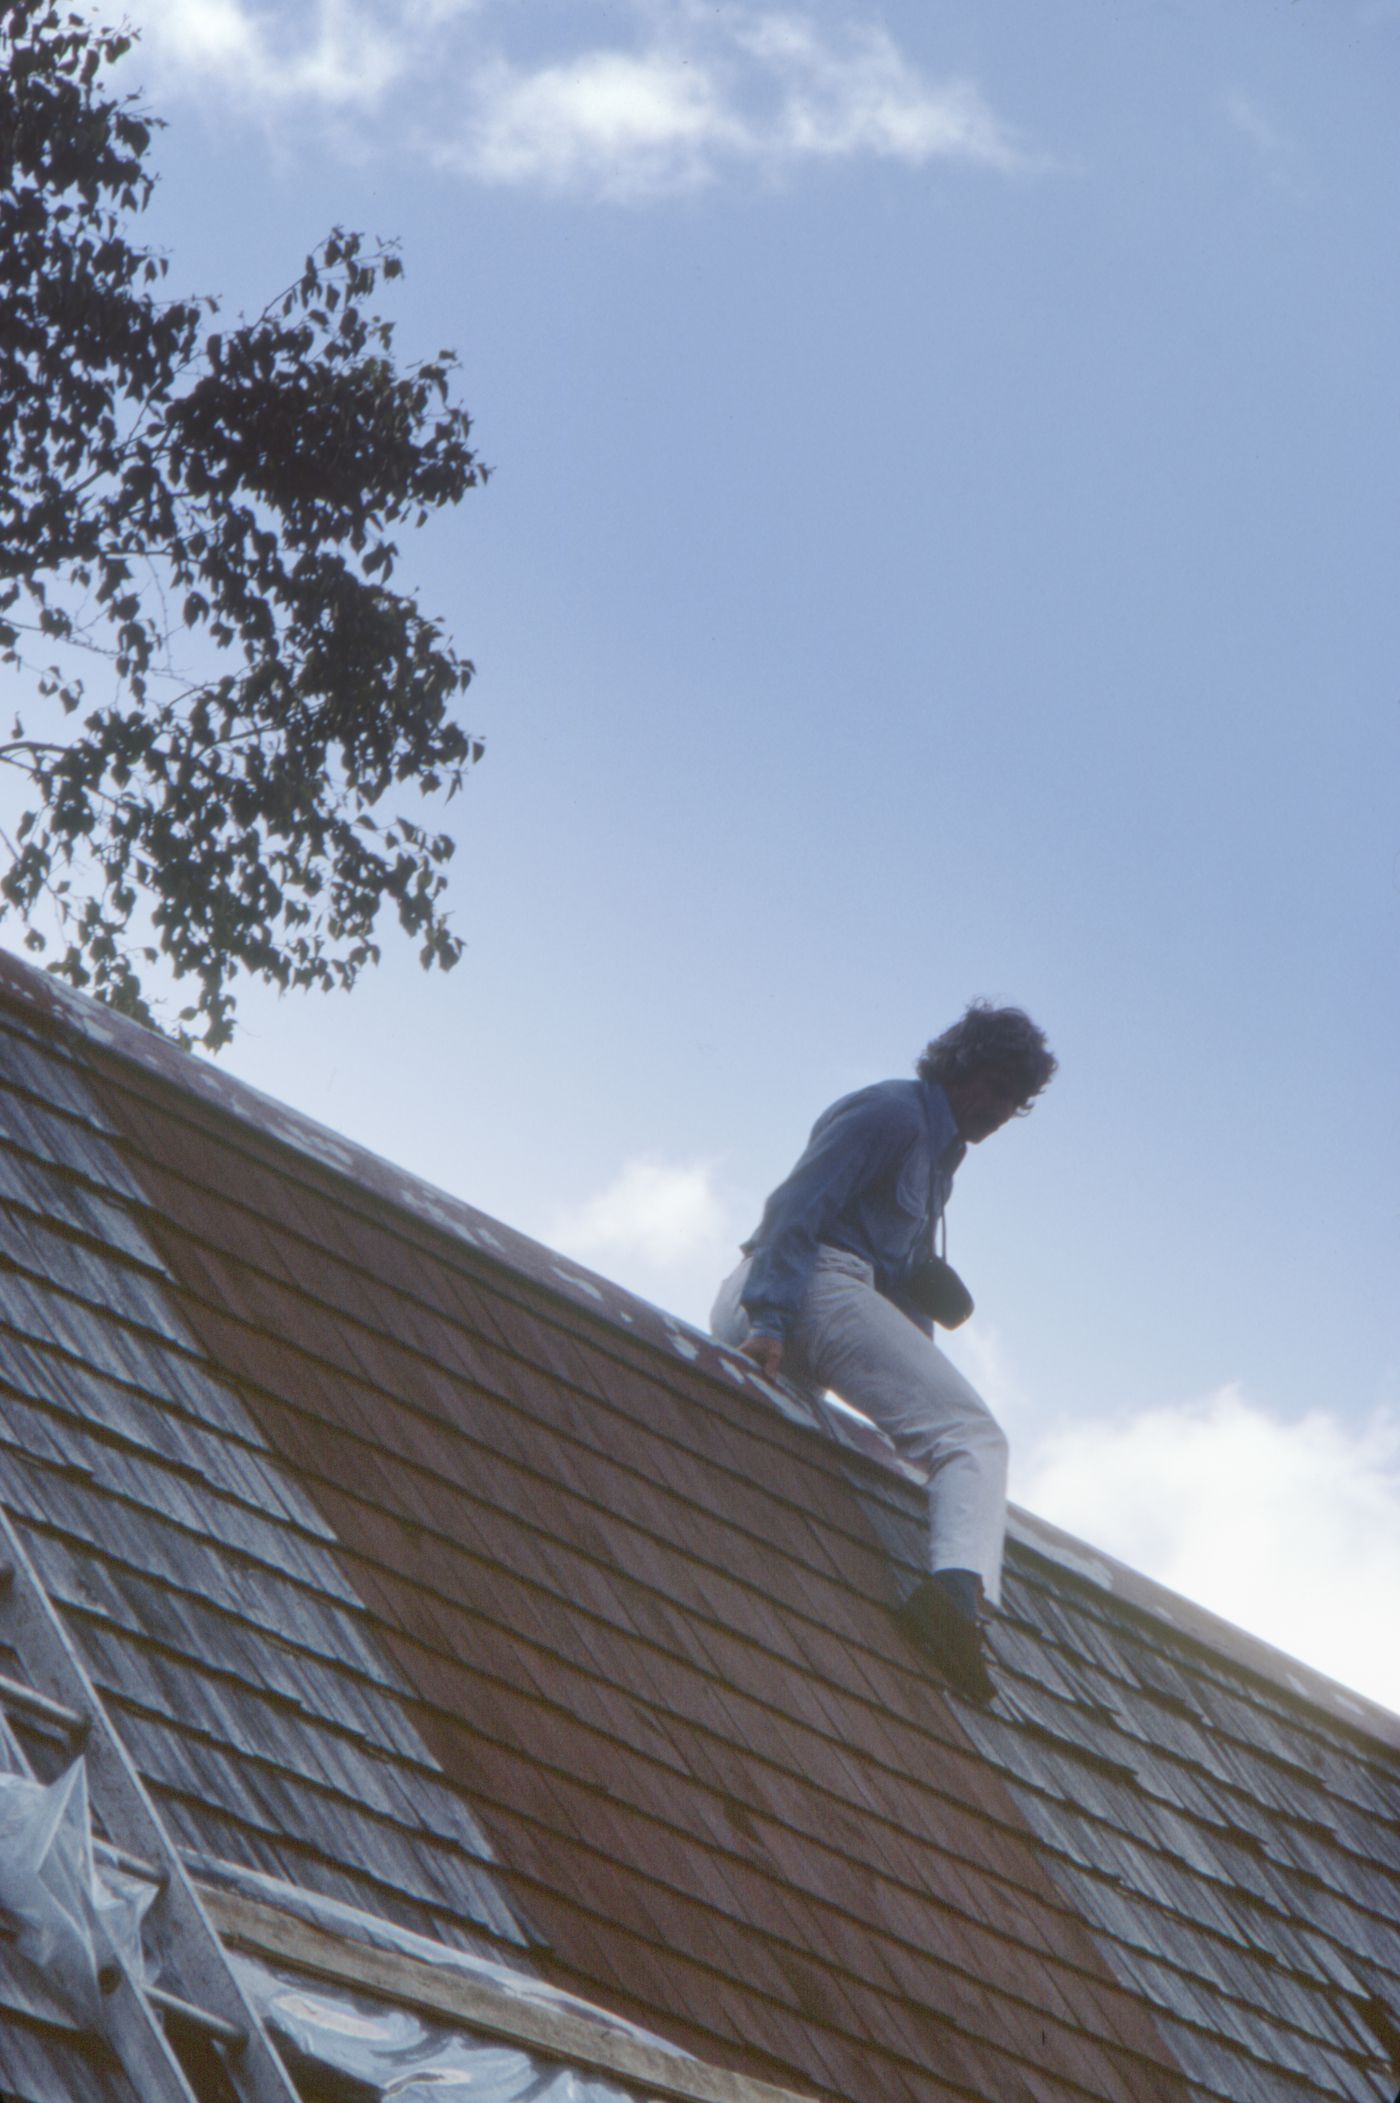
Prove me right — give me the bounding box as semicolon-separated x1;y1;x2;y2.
1;950;1397;2103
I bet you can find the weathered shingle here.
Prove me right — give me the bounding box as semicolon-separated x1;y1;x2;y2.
0;995;538;1983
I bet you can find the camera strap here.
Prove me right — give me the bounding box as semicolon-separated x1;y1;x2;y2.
922;1095;965;1266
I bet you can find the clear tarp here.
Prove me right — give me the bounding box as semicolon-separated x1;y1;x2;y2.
0;1738;153;2028
235;1954;660;2103
188;1854;689;2059
0;1758;680;2099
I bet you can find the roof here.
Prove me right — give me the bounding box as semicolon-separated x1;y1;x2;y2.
1;947;1398;2103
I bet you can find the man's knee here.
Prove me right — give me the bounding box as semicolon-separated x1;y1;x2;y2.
968;1408;1010;1477
913;1383;1007;1471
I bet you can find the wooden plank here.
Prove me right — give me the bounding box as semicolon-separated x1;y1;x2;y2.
203;1883;824;2103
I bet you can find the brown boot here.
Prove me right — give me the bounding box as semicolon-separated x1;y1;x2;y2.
895;1573;995;1705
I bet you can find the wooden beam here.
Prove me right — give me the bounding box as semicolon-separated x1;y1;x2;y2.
201;1885;823;2103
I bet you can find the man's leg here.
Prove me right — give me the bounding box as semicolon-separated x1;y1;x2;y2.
712;1248;1005;1697
791;1250;1008;1607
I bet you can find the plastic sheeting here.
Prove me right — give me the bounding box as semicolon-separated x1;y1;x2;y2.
235;1954;659;2103
189;1854;690;2061
0;1746;153;2028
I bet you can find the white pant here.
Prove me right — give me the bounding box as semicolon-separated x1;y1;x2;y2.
711;1247;1007;1605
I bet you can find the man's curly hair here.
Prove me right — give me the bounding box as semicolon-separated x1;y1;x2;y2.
916;1002;1057;1109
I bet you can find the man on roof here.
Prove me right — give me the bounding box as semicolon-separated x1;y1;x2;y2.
711;1002;1056;1705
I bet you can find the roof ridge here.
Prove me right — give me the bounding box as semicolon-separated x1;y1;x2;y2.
1007;1507;1400;1749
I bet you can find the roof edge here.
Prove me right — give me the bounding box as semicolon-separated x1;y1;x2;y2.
1007;1504;1400;1747
0;948;901;1465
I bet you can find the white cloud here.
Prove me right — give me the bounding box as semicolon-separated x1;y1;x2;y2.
459;50;742;199
550;1154;731;1272
122;0;1031;197
1017;1383;1400;1715
732;15;1022;171
1223;92;1300;190
445;12;1027;198
127;0;412;110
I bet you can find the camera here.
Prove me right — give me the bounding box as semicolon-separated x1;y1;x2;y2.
905;1254;974;1330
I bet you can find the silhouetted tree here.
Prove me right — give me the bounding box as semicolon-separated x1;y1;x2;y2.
0;1;487;1046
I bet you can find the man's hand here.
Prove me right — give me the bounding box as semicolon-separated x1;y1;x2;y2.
739;1333;784;1379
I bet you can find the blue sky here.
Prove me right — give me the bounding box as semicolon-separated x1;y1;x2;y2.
18;0;1400;1701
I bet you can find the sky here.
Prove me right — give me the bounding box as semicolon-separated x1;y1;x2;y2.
10;0;1400;1706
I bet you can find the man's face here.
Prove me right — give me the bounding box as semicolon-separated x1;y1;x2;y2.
950;1067;1029;1144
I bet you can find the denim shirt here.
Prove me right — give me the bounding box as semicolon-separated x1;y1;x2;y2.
740;1078;965;1342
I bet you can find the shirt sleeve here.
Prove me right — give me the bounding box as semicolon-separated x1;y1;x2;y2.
740;1089;917;1342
